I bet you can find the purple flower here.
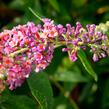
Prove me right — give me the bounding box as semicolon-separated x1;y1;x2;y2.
69;51;77;62
93;53;98;62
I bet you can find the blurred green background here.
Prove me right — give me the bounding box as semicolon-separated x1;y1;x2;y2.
1;0;109;109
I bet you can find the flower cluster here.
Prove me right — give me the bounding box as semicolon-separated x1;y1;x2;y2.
0;17;109;91
0;19;56;90
61;22;109;62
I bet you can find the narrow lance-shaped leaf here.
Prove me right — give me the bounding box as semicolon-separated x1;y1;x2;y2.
78;49;98;81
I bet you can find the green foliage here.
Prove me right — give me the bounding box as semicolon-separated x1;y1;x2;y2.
78;50;98;81
53;95;74;109
48;0;60;12
1;0;109;109
0;94;37;109
27;72;53;109
53;70;88;82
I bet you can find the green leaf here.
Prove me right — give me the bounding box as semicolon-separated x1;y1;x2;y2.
31;90;47;109
78;50;98;81
53;70;88;82
48;0;60;12
27;72;53;109
0;95;37;109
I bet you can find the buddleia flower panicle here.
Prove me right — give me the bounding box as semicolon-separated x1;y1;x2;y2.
0;16;109;91
0;19;57;90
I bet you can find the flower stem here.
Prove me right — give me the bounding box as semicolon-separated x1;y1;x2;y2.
8;48;29;57
28;7;42;21
54;41;66;48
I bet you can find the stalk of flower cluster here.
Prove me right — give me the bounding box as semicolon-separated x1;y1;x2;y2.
8;48;29;57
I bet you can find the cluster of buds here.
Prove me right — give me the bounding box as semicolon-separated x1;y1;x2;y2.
61;22;109;62
95;21;109;34
0;17;109;91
